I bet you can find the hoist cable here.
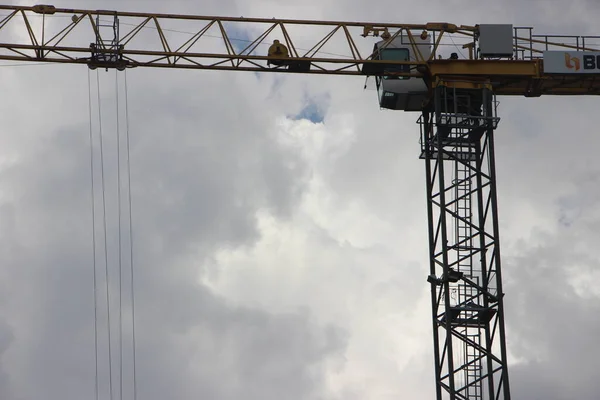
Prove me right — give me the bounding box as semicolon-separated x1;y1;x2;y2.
88;68;100;400
124;69;138;400
115;69;124;400
97;70;115;400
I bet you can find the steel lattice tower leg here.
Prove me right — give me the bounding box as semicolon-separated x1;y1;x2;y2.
419;82;511;400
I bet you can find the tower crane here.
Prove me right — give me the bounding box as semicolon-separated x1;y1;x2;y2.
2;4;600;400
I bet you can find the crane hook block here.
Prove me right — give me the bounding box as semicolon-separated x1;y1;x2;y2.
267;39;289;66
32;4;56;14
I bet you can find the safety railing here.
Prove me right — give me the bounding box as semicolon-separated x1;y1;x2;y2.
513;27;600;60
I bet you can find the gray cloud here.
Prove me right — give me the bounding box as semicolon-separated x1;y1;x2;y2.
0;319;14;399
495;130;600;400
504;226;600;399
0;44;339;400
125;70;308;253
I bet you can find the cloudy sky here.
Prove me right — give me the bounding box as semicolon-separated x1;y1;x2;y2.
1;0;599;399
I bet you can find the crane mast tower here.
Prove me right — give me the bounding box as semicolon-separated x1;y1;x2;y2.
2;4;600;399
421;85;506;400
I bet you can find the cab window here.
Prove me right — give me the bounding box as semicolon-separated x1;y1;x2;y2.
379;48;410;80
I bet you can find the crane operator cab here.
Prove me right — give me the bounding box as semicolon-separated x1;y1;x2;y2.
362;31;432;112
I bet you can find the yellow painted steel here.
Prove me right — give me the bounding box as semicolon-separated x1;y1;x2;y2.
429;60;541;77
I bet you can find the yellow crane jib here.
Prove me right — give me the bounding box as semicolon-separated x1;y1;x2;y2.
0;4;600;98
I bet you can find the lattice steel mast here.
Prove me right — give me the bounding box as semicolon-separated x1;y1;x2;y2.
420;82;510;399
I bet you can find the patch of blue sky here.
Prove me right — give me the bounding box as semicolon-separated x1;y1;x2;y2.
289;93;330;123
222;22;263;56
222;21;271;80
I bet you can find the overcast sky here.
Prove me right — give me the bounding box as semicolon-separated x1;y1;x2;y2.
0;0;599;399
